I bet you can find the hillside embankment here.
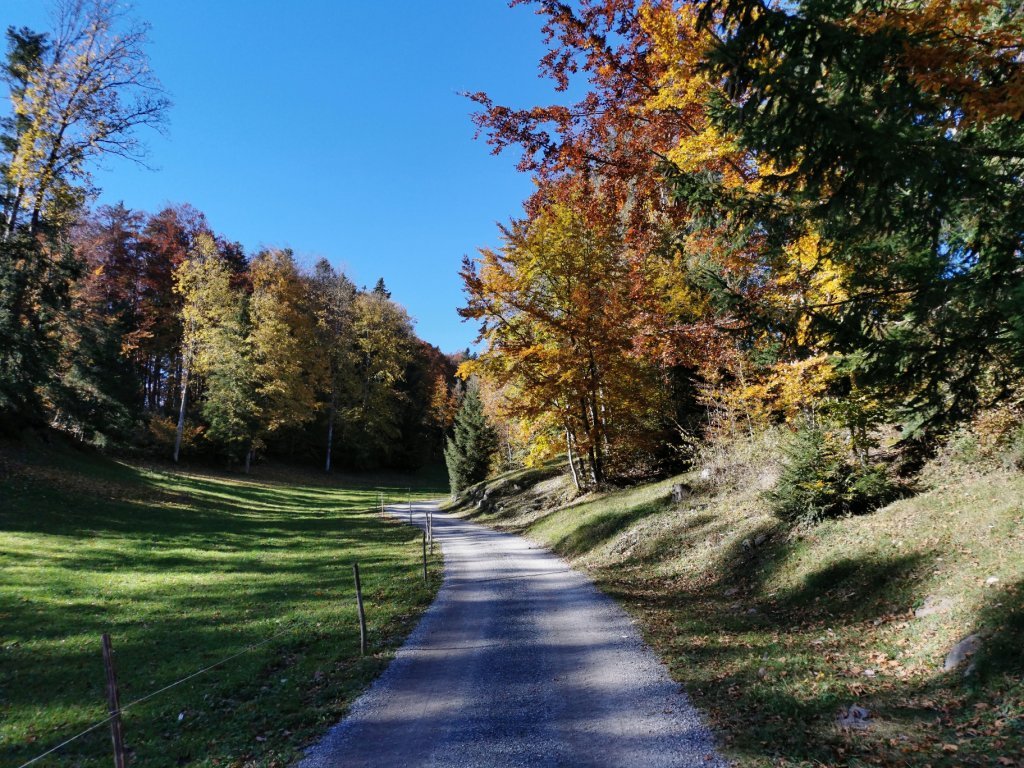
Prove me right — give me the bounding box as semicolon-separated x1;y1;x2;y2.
447;460;1024;767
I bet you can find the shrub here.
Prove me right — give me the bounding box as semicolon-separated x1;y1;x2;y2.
146;414;203;459
919;406;1024;484
765;425;896;524
693;427;783;493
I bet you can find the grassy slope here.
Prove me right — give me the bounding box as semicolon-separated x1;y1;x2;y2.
453;466;1024;767
0;441;444;768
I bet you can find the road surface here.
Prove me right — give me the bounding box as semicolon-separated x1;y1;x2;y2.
299;502;723;768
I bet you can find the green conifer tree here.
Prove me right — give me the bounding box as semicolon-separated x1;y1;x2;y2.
444;383;497;495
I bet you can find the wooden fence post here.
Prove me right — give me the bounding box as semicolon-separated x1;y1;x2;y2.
422;530;427;583
100;633;127;768
352;564;367;657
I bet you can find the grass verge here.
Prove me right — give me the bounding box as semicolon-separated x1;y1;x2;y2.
0;440;445;768
451;466;1024;767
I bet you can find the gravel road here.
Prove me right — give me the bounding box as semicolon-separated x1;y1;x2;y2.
298;502;724;768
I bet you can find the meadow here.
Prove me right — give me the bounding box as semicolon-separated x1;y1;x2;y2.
0;441;445;767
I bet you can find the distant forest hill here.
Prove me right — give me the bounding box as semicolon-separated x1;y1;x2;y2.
6;196;466;472
0;2;464;472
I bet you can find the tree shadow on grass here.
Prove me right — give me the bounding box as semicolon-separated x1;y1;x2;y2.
0;442;449;768
550;497;673;558
969;576;1024;683
593;545;1024;767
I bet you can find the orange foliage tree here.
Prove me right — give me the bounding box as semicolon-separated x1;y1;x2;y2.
460;187;668;486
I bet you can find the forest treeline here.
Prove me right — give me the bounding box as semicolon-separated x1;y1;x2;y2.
460;0;1024;500
0;1;458;471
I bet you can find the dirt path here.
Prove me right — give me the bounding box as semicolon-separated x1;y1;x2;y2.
298;502;723;768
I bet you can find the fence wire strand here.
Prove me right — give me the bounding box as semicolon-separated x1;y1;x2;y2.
16;620;301;768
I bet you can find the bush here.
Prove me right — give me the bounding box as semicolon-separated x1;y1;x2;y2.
146;414;204;460
919;406;1024;484
693;427;783;493
765;425;896;524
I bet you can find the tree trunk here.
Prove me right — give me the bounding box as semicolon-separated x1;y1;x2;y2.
244;445;252;474
170;356;182;416
597;385;611;457
589;405;605;484
4;185;24;239
586;352;605;485
588;443;601;486
565;427;581;492
151;358;162;412
578;395;603;486
173;362;189;463
325;389;336;473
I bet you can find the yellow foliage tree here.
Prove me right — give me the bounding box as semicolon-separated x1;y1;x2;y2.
461;195;667;487
248;249;323;439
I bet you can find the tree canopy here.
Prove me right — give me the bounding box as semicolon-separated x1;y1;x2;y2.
462;0;1024;486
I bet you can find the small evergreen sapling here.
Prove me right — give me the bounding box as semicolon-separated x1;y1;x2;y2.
765;424;896;525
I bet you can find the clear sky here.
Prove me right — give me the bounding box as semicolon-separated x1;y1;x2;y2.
3;0;559;354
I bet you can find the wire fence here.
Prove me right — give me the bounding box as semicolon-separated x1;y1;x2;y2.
16;621;301;768
14;500;441;768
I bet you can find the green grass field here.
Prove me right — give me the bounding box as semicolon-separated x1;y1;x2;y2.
0;442;445;768
452;465;1024;767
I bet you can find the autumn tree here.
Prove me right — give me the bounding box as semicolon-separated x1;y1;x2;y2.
307;258;357;472
136;204;214;414
461;190;668;486
171;233;238;461
346;291;415;467
54;203;147;438
0;1;166;429
429;372;461;437
199;287;257;468
466;2;766;463
247;248;322;463
1;0;168;237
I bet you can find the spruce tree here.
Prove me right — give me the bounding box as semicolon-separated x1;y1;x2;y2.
695;0;1024;429
444;384;497;495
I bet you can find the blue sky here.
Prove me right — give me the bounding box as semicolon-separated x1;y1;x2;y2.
4;1;559;354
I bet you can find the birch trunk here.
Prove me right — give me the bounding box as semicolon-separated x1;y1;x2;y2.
173;363;189;463
566;427;581;492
